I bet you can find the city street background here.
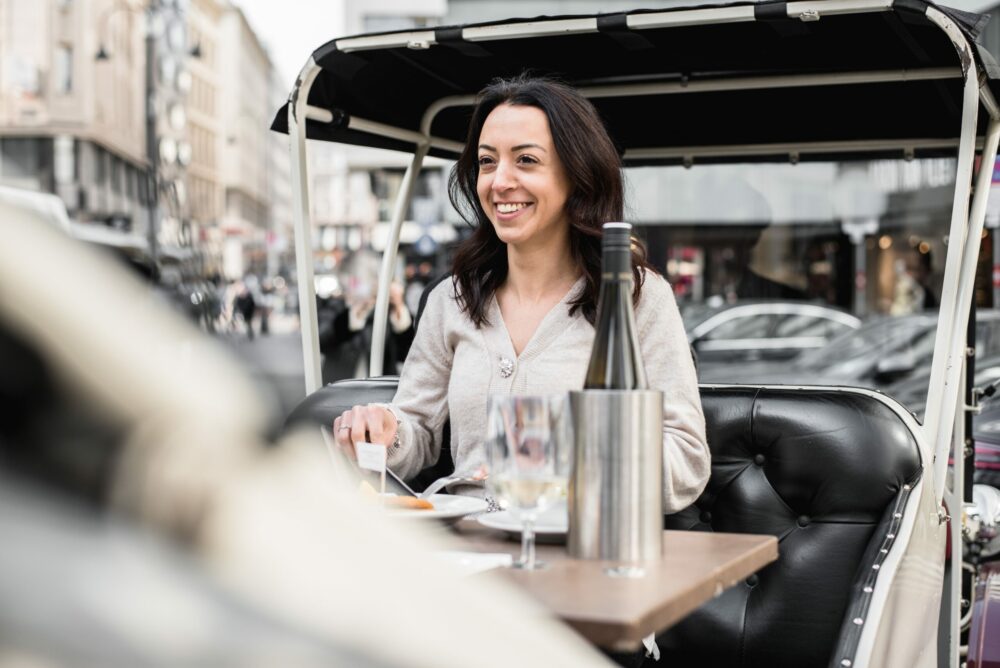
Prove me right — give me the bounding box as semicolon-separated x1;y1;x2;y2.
3;0;1000;422
7;2;1000;666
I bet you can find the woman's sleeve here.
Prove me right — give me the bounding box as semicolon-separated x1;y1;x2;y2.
637;276;711;512
382;283;453;480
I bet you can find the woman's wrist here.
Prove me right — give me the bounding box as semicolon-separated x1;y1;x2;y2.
384;407;401;452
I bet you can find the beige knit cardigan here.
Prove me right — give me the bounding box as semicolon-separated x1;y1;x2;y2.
385;273;710;512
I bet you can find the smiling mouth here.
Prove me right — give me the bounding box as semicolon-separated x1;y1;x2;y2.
495;202;531;214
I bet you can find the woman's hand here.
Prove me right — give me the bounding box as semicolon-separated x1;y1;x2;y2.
332;404;398;461
389;281;406;317
347;298;376;332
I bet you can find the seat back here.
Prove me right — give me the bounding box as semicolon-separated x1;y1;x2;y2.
284;377;400;429
283;376;453;490
659;386;922;668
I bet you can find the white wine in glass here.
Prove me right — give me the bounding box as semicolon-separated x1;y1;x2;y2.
492;474;565;512
487;395;568;570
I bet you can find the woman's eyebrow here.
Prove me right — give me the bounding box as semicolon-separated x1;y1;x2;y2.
477;143;548;152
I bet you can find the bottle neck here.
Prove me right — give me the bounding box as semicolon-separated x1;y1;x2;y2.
596;275;633;308
601;245;631;278
596;244;634;316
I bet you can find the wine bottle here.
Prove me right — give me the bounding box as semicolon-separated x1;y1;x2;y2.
584;222;648;390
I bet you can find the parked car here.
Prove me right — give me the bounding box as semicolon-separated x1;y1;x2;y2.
701;311;1000;401
887;350;1000;419
684;301;861;365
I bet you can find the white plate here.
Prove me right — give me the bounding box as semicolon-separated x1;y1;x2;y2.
433;550;513;575
477;508;568;536
384;494;489;523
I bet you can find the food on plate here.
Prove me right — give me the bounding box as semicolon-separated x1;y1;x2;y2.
359;480;435;510
384;496;435;510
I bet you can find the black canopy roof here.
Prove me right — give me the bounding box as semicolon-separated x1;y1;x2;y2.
271;0;1000;165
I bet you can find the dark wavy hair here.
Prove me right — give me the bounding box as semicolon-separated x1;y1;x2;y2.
448;73;653;327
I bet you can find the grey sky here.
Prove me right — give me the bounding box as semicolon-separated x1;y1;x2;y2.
233;0;346;90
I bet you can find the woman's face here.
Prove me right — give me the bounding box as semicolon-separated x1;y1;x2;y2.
476;104;572;251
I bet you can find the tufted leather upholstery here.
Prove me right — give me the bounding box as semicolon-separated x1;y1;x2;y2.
658;387;922;668
285;381;922;666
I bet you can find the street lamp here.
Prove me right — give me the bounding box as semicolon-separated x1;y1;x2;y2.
95;0;199;274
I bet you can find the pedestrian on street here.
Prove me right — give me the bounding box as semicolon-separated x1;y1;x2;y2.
317;291;354;383
259;278;275;336
233;282;257;340
403;263;428;315
348;280;415;377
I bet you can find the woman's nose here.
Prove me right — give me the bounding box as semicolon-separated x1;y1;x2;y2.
491;160;516;191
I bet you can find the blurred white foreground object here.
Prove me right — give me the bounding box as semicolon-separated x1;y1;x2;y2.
0;197;613;667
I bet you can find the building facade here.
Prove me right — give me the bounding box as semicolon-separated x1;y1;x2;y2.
0;0;149;240
301;0;455;296
185;0;226;276
217;3;278;279
267;63;293;278
0;0;288;281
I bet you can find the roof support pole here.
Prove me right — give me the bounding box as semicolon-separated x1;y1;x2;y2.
946;117;1000;668
923;9;1000;668
945;383;966;668
363;98;457;377
369;146;428;377
289;58;324;394
923;7;998;505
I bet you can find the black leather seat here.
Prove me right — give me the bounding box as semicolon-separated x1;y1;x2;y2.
285;380;921;667
659;386;922;668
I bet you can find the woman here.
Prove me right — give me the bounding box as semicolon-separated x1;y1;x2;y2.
333;74;709;511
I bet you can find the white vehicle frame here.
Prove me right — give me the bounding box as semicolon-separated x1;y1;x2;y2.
274;2;1000;665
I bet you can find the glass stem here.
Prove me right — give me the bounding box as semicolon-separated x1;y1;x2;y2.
521;516;536;569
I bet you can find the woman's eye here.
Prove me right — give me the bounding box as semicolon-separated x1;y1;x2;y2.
477;156;495;168
517;155;538;165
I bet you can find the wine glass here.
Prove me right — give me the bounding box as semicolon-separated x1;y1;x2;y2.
486;394;569;570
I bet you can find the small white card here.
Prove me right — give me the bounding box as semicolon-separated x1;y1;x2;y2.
355;441;387;473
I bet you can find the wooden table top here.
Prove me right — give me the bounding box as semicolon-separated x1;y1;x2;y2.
450;520;778;651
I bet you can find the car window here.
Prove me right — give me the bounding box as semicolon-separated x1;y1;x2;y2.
702;314;777;340
826;321;855;340
796;317;930;365
773;314;839;338
796;319;933;375
902;328;938;366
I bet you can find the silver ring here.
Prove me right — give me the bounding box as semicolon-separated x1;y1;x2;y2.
339;426;351;432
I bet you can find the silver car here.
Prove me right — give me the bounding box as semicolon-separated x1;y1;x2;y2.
684;301;861;364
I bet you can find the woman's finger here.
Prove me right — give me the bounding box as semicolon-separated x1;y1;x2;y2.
366;405;386;445
332;415;344;444
350;405;369;444
335;411;352;441
333;413;355;459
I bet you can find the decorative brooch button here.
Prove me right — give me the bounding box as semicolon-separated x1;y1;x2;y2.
498;356;514;378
